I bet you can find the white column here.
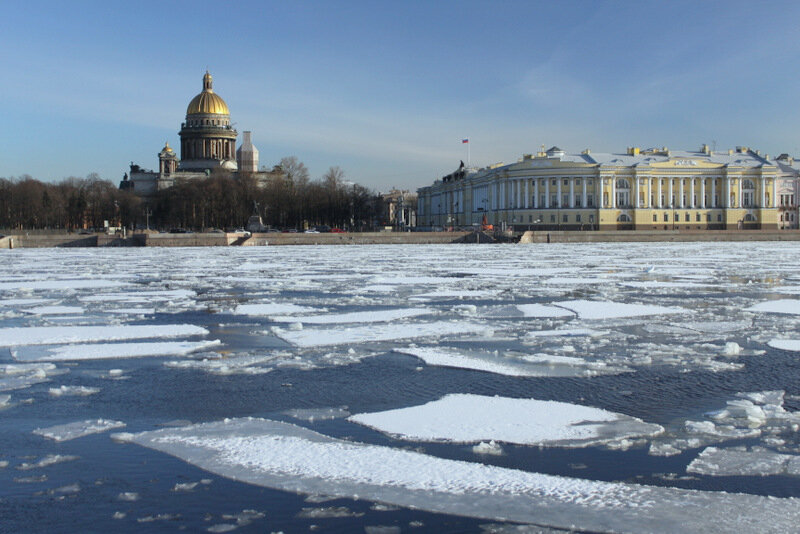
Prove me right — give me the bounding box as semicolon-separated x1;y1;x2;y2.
524;179;529;209
738;179;743;208
611;178;616;208
557;179;562;207
772;178;777;208
545;179;550;208
762;177;767;207
658;179;662;208
569;179;575;208
679;179;685;208
533;179;538;208
648;177;653;207
635;177;640;209
725;178;731;208
701;178;706;208
712;179;717;208
582;179;587;208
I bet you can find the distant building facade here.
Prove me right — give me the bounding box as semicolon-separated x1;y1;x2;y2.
120;72;272;195
418;145;800;231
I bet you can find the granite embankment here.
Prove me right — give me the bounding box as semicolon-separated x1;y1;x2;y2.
519;229;800;243
0;231;475;248
2;229;800;248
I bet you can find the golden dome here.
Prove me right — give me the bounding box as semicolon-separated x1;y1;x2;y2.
186;71;230;116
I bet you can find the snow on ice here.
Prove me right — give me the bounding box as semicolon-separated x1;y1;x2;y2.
15;340;221;362
551;300;688;320
33;419;126;442
349;393;663;447
118;417;800;533
0;324;209;347
276;321;492;348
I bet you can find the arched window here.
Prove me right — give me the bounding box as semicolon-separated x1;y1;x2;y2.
617;213;632;222
616;179;630;189
744;214;756;222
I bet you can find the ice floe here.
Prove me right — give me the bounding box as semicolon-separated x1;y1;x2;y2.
164;353;277;375
0;279;127;291
0;324;209;347
33;419;126;442
232;303;321;316
687;446;800;477
16;454;79;470
551;300;688;319
515;304;574;318
276;321;492;348
0;362;64;392
746;299;800;315
269;308;430;324
768;339;800;352
349;394;663;448
21;305;84;315
649;390;800;457
283;407;351;422
118;417;800;533
49;385;100;397
524;328;605;338
15;340;222;362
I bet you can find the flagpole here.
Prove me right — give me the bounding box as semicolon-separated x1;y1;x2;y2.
468;139;471;168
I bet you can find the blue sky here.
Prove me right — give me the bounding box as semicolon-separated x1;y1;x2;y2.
2;0;800;191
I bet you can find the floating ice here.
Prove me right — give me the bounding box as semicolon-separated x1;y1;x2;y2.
551;300;688;320
269;308;430;324
232;303;320;316
0;298;53;307
16;340;222;362
49;385;100;397
0;324;209;347
472;440;504;456
33;419;126;442
349;394;663;447
117;492;139;501
164;353;275;375
21;305;84;315
721;342;742;356
396;347;555;377
687;447;800;477
768;340;800;352
276;321;492;348
745;299;800;315
0;362;64;392
119;418;800;533
0;279;127;291
524;328;605;339
515;304;574;318
283;407;351;422
16;454;79;470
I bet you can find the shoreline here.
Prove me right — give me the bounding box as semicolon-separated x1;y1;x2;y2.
2;229;800;248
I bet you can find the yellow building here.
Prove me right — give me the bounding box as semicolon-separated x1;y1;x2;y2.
417;145;784;231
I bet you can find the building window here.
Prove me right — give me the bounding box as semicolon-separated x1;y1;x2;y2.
696;213;701;222
562;214;568;223
551;195;558;207
587;194;594;207
576;214;581;222
562;194;569;207
550;215;555;223
664;213;669;222
551;179;557;186
529;215;532;222
653;214;657;222
685;213;690;222
563;179;569;186
717;214;722;222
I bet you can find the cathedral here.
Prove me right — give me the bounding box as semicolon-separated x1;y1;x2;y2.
120;72;265;195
